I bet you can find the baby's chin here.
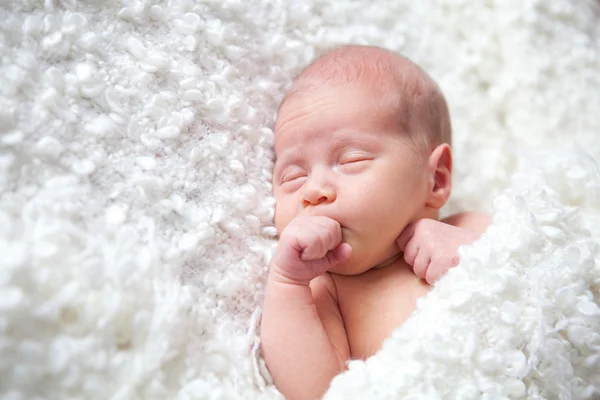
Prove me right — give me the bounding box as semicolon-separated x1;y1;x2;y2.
328;254;396;276
329;229;360;274
329;233;398;276
328;259;370;276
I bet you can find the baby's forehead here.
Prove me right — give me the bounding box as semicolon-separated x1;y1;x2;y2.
276;46;451;152
277;80;411;137
280;55;426;122
274;89;413;157
291;46;424;91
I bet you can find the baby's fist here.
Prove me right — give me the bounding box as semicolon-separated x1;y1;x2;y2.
396;219;479;284
270;216;352;285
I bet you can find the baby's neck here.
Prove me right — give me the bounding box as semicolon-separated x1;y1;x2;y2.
331;253;419;286
362;212;441;271
371;252;403;269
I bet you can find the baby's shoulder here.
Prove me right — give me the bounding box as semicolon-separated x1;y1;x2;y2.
442;211;491;234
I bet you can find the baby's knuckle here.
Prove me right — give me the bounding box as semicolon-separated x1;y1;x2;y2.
422;224;435;235
319;230;330;246
418;218;435;230
329;224;340;241
308;228;321;242
413;228;426;239
289;216;305;227
278;230;294;245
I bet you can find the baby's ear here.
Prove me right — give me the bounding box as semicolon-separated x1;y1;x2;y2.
425;143;452;209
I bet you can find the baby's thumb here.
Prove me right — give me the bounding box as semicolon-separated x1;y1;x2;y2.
326;243;352;267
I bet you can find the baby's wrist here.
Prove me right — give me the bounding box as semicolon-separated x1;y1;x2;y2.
267;264;311;287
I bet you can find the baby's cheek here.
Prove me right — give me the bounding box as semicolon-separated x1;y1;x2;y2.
273;202;294;234
273;208;284;233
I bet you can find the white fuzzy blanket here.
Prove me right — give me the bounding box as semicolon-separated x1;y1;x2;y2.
1;0;600;399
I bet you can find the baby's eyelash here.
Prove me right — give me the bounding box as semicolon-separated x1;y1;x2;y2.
280;168;307;183
339;152;373;164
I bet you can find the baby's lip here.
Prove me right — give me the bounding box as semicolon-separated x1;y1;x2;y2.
303;210;343;224
301;210;348;232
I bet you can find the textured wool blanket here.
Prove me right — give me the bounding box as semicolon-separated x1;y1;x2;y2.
1;0;599;398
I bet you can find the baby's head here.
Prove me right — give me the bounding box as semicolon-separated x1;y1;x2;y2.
273;45;453;275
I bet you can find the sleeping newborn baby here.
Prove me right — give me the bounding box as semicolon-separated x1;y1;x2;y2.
261;45;490;400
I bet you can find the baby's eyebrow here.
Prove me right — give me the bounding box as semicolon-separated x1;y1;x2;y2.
330;131;381;150
273;149;300;172
273;130;380;171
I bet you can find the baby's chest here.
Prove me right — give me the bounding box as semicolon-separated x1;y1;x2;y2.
334;266;430;359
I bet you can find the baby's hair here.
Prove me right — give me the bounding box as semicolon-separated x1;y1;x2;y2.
279;45;452;152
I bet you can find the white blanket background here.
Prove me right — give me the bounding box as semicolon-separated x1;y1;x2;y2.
1;0;600;398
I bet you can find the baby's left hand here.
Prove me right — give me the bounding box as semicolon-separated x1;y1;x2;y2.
396;219;480;284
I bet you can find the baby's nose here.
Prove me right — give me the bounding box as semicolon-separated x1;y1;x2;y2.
302;186;336;208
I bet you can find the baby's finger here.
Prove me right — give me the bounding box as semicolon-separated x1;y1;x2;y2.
308;242;352;276
326;242;352;267
396;222;416;251
424;262;439;284
313;217;342;250
412;250;430;281
300;233;325;261
294;216;343;260
425;256;456;284
402;238;419;266
328;220;343;248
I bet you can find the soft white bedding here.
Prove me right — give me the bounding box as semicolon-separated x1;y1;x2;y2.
1;0;599;398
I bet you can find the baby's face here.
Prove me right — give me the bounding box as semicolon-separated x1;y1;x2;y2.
273;84;431;275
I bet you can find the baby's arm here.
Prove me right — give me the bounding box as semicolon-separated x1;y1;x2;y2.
397;212;490;283
261;216;352;400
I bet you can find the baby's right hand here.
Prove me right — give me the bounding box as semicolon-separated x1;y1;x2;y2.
270;216;352;285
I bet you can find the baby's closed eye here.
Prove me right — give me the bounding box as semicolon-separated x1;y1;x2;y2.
280;167;307;184
338;151;374;170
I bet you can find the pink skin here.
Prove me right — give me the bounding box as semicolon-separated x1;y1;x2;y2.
270;215;352;285
261;75;486;400
272;83;448;278
397;218;481;284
